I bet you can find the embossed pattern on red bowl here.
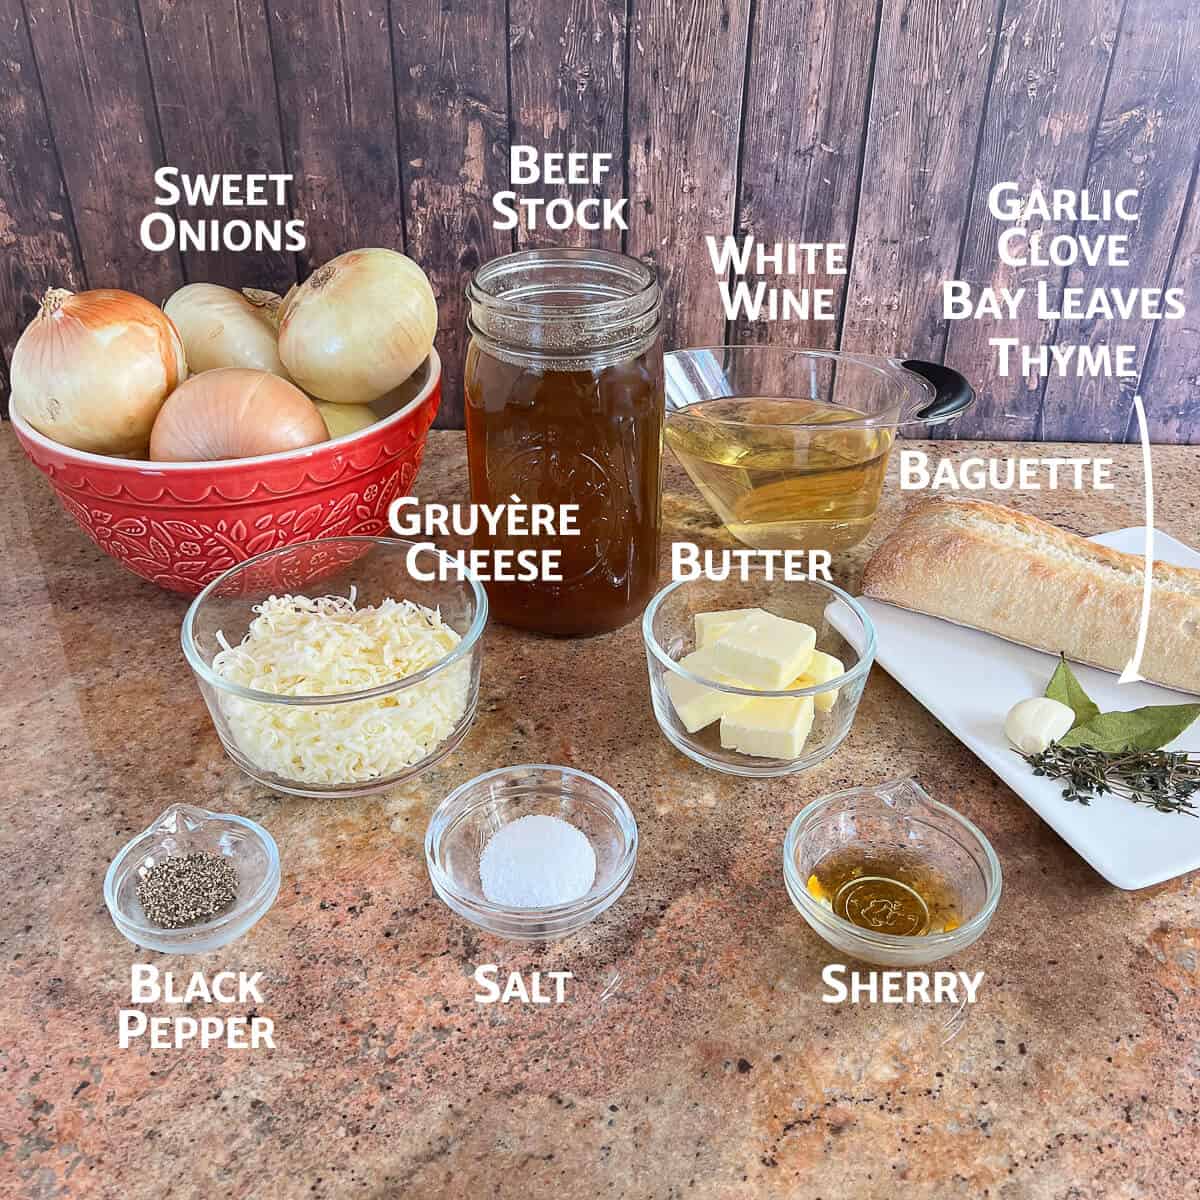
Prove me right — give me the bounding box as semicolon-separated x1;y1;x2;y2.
11;352;442;595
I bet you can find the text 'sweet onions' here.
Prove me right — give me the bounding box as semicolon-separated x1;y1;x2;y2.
11;288;187;456
164;283;293;378
277;249;437;405
149;368;328;462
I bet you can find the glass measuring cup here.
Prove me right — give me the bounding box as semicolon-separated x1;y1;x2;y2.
664;347;974;551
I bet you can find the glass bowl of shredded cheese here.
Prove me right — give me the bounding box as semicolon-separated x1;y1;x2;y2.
182;537;488;797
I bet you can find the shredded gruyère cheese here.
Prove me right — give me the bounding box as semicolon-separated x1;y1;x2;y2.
211;592;469;785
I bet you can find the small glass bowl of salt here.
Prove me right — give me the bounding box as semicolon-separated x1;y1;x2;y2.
425;765;638;940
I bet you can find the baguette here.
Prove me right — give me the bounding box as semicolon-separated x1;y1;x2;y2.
861;498;1200;696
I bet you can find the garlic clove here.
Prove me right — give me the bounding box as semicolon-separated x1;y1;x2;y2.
1004;696;1076;755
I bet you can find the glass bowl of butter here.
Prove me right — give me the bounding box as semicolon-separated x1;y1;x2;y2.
783;776;1002;967
641;569;875;776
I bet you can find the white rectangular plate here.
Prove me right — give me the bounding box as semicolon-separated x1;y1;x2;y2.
831;528;1200;890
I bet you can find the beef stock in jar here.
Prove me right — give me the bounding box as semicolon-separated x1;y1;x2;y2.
465;249;664;636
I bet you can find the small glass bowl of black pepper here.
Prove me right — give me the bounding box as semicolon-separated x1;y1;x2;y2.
104;803;280;954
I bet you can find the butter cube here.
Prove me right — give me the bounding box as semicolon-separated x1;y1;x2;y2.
665;645;751;733
720;695;815;759
793;649;845;712
710;612;816;689
694;607;766;649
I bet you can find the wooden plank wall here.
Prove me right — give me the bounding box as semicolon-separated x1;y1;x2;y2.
1;0;1197;441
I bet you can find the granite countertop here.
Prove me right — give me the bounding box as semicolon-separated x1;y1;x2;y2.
3;428;1198;1200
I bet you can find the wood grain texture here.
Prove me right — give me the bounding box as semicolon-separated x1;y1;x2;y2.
1140;170;1200;445
625;0;752;349
0;0;86;417
1038;0;1200;442
23;0;183;300
267;0;405;273
508;0;628;251
941;0;1123;441
391;0;511;428
729;0;878;353
140;0;295;292
0;0;1197;439
840;0;1003;364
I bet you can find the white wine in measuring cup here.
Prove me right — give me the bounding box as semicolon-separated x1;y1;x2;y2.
665;396;894;552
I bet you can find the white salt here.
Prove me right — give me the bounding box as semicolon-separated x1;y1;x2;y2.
479;814;597;908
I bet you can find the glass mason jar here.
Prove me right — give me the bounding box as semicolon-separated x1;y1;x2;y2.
464;249;664;636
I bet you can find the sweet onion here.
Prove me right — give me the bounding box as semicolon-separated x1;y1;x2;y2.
149;368;327;462
12;288;187;455
164;283;293;378
277;248;437;405
315;401;377;439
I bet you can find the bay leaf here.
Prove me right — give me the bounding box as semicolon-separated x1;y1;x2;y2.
1044;655;1099;729
1058;703;1200;752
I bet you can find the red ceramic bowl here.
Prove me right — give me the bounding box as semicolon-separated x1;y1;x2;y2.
11;351;441;595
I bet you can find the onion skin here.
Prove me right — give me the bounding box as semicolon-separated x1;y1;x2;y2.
149;368;328;462
241;286;288;328
164;283;293;378
12;288;187;456
278;248;437;404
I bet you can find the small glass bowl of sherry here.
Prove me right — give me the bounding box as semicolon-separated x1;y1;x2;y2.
783;776;1002;966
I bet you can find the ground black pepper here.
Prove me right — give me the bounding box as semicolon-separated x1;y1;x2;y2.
136;852;239;928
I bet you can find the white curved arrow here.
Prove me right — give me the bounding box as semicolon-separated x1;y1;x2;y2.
1118;393;1154;685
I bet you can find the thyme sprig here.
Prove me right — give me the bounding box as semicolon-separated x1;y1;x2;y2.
1022;743;1200;816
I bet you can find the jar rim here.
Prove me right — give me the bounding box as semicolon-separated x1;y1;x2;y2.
466;247;659;320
